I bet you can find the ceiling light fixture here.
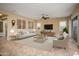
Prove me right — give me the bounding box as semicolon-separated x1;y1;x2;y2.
41;14;50;20
0;13;2;16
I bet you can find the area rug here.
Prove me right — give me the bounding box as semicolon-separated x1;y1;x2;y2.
34;38;47;43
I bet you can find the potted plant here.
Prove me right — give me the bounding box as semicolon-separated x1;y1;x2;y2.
63;27;69;38
63;27;68;34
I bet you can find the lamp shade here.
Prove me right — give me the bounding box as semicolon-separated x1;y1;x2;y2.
37;23;41;28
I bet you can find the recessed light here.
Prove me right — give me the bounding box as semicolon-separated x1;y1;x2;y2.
0;13;2;16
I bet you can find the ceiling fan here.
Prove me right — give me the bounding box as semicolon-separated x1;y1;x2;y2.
41;14;50;20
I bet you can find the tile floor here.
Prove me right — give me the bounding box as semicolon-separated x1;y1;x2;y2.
0;37;79;56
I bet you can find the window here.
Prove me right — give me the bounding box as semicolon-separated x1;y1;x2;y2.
17;19;26;29
59;21;67;31
0;22;3;33
28;21;33;29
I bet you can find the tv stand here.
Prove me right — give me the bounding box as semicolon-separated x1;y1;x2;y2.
44;32;55;37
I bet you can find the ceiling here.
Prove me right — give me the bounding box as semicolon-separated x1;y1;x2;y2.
0;3;77;19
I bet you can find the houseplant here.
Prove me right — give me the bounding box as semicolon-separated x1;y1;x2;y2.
63;27;69;38
63;27;68;34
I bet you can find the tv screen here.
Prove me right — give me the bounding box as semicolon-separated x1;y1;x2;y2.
44;24;53;30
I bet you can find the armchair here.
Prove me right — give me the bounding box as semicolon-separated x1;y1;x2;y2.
53;38;69;49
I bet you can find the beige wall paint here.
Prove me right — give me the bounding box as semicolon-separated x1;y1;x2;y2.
37;17;69;35
1;11;70;40
1;11;37;40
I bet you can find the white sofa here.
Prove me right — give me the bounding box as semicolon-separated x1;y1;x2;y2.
16;31;37;39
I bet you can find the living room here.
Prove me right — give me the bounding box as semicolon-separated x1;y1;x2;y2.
0;3;79;56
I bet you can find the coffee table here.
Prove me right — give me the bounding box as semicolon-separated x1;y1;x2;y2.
46;36;58;40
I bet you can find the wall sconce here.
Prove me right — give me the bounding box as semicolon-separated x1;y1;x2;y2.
12;20;15;26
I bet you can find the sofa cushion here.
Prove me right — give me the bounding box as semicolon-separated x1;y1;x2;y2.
56;34;64;40
58;36;64;40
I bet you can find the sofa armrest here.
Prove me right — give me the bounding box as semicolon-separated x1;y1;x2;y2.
53;38;69;48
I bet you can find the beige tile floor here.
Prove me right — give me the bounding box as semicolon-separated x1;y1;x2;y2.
14;37;56;51
0;37;79;56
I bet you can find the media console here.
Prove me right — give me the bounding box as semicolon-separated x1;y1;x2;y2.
44;32;55;37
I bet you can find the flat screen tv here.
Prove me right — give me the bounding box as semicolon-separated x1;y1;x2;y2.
44;24;53;30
